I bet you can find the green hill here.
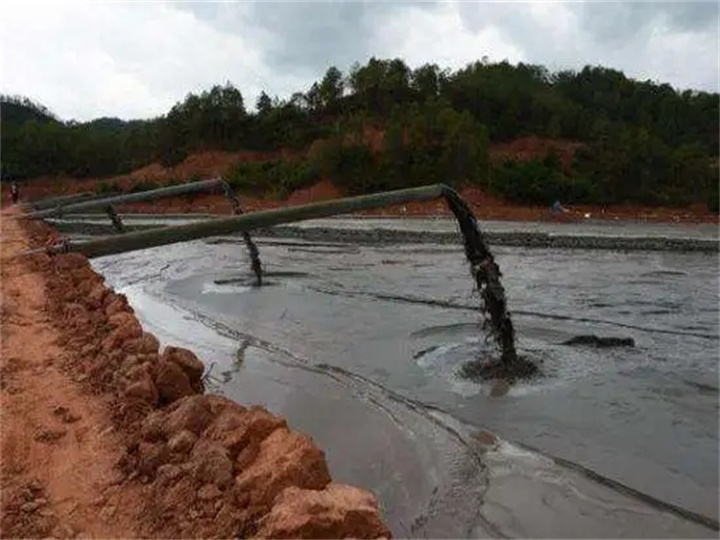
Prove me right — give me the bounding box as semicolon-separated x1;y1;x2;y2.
1;59;717;210
1;95;59;125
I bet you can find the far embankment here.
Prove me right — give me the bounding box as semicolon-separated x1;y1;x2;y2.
48;216;720;253
15;146;719;225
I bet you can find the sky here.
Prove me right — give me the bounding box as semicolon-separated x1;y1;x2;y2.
1;1;718;122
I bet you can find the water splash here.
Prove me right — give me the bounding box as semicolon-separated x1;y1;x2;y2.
220;180;263;286
443;189;539;381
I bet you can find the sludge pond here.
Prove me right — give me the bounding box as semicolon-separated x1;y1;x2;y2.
86;218;718;538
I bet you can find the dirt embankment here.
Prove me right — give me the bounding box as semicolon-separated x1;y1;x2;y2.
0;210;391;539
113;181;717;225
15;143;719;224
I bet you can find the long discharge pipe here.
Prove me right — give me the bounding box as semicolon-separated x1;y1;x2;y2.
26;179;225;220
24;177;263;285
30;191;97;210
37;184;450;259
26;182;520;367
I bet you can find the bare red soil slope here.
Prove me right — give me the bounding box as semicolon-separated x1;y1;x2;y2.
14;142;717;223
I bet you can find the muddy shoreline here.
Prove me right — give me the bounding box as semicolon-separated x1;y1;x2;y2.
0;210;390;539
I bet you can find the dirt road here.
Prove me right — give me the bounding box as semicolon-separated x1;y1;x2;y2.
1;210;144;538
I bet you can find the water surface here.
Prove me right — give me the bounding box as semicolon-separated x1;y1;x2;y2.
92;222;719;537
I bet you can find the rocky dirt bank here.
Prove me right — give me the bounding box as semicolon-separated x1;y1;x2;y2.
0;209;391;539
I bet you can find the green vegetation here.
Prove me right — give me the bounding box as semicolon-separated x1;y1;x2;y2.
226;159;319;200
95;180;121;195
1;59;718;209
490;158;596;205
128;180;160;193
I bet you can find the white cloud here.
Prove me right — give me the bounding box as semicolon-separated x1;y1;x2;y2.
0;1;300;120
639;17;719;90
0;1;717;122
374;3;525;69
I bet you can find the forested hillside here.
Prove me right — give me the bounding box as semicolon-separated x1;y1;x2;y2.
1;58;717;209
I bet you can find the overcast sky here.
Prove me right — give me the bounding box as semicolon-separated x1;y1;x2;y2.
1;1;718;122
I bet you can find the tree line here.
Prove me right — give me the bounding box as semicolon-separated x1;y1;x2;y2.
1;58;717;210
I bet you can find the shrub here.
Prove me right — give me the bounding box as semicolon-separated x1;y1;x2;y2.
489;158;597;205
95;180;121;195
225;158;319;199
129;179;159;193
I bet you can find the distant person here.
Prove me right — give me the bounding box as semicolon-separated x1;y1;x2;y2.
10;182;19;204
551;200;565;215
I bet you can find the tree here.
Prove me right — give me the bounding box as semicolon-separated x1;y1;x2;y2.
318;66;344;112
410;64;442;101
1;56;716;211
256;91;273;116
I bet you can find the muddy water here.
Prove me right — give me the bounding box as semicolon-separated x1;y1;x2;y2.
91;226;719;538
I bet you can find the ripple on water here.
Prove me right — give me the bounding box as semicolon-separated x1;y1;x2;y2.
95;231;719;530
639;270;689;277
413;336;556;398
201;282;252;294
412;324;649;400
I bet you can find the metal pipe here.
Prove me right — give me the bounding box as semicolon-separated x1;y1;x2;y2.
220;180;263;286
105;205;125;233
41;184;449;259
30;191;96;210
27;179;224;219
51;192;125;210
23;176;263;283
